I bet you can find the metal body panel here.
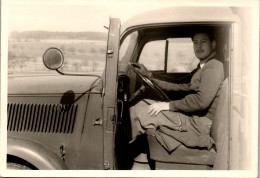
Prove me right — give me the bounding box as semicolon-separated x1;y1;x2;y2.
74;93;103;169
121;7;239;35
7;136;67;170
8;93;103;169
229;8;255;170
8;75;100;94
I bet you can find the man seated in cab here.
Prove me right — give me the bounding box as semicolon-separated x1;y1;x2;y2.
130;28;224;161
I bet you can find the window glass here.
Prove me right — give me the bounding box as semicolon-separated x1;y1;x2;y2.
139;40;165;70
118;31;138;72
119;32;138;61
167;38;199;72
138;38;199;73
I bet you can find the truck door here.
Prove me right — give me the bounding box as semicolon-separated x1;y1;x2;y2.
229;8;257;170
102;18;120;170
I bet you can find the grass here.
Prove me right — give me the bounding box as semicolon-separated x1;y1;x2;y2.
8;39;107;74
8;37;199;75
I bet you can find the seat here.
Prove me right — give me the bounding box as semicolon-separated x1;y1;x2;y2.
146;78;229;170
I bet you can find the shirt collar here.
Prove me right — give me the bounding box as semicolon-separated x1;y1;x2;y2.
200;62;206;69
199;51;216;69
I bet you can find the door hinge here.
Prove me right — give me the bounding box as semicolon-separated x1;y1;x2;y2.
107;49;113;58
104;161;110;170
106;107;115;131
59;145;66;161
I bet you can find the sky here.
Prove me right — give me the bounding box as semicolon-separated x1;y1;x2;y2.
5;0;254;34
5;0;177;34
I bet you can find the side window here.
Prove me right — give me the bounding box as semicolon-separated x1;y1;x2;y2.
119;31;138;61
139;38;199;73
119;31;138;72
139;40;165;70
167;38;199;72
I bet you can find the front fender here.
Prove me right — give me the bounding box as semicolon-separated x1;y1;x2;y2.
7;136;67;170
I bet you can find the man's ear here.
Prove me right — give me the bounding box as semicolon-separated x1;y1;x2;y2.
211;40;216;50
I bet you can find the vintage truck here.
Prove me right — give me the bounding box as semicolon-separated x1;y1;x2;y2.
6;6;257;171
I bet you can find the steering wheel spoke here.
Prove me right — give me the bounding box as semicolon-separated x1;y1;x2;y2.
129;85;146;102
128;63;170;101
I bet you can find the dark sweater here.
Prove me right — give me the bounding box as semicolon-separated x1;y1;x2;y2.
152;58;224;120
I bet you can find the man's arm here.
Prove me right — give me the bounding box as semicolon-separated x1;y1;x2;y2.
152;78;190;91
133;62;196;92
150;67;199;91
169;66;224;113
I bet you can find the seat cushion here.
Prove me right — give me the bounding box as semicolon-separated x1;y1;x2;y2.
210;78;229;151
210;78;229;169
147;134;216;165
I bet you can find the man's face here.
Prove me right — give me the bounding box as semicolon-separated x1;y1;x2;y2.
192;33;215;61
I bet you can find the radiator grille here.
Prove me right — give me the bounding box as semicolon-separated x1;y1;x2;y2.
7;103;78;133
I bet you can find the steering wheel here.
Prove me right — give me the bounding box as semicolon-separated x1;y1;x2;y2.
128;62;170;101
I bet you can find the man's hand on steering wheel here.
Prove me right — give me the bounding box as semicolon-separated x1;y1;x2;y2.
130;63;153;79
128;62;170;102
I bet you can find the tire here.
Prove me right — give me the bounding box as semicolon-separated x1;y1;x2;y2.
7;162;32;170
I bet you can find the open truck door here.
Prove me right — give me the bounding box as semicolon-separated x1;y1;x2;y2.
102;18;120;170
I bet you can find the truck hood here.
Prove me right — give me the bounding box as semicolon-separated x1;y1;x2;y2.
8;75;101;95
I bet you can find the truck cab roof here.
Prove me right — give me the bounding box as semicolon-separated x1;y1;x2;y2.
121;6;239;35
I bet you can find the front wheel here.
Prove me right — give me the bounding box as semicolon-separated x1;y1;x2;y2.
7;162;32;170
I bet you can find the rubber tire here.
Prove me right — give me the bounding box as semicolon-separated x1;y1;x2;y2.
7;162;32;170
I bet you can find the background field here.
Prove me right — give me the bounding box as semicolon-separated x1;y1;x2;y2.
8;31;107;75
8;31;199;76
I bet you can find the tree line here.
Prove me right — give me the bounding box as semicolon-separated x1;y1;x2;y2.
10;31;107;41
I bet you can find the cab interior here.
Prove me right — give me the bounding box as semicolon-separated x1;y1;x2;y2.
115;24;231;170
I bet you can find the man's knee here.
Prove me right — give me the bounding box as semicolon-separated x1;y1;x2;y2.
130;100;149;118
136;105;148;119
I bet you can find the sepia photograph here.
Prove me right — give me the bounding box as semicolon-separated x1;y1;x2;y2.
0;0;259;177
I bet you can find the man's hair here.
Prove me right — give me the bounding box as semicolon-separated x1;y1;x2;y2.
191;27;215;42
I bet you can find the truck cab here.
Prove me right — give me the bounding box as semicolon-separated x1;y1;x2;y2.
6;6;257;172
